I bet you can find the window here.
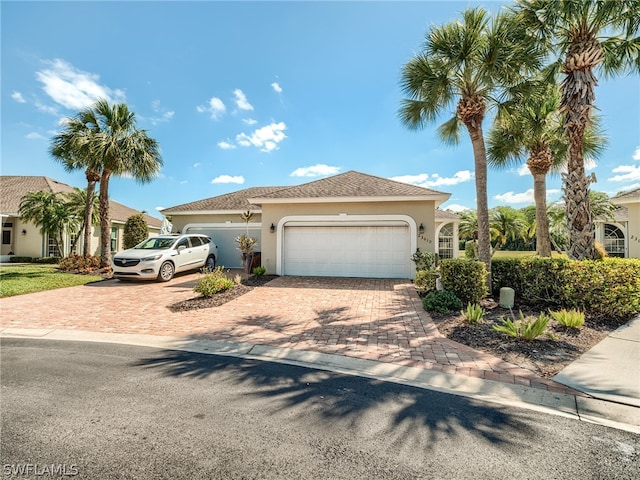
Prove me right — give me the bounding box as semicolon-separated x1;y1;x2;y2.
190;236;203;246
47;236;61;258
2;230;10;245
69;232;79;254
604;225;625;258
176;237;190;249
438;224;454;259
110;227;118;252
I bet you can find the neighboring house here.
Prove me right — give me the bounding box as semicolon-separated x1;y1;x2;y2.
162;170;458;278
0;176;162;260
602;187;640;259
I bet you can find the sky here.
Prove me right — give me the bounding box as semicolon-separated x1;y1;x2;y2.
2;1;639;220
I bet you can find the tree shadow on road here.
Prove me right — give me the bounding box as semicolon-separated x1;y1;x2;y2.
131;346;536;451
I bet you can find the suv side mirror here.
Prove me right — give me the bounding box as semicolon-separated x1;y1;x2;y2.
177;245;186;253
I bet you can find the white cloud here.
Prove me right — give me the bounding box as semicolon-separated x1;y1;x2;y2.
155;206;165;212
146;99;174;125
233;89;253;111
391;170;472;188
197;97;226;120
193;163;201;168
236;121;287;152
517;164;530;176
443;204;471;213
25;132;45;140
211;175;245;184
36;58;125;110
243;118;258;125
546;188;561;198
12;91;26;103
271;82;283;93
217;141;237;150
494;189;535;204
608;164;640;182
633;146;640;161
291;164;341;177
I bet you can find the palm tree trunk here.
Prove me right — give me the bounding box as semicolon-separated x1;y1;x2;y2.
99;171;112;268
83;177;98;256
467;125;491;280
533;173;552;257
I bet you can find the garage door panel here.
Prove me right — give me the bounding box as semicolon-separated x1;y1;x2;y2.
283;225;410;278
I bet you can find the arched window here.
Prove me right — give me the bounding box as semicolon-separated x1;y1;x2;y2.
438;223;454;259
604;224;625;258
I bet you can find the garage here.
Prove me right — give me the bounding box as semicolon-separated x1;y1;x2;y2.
185;224;261;269
282;224;411;278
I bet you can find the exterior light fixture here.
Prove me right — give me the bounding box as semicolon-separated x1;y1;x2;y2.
270;223;275;233
21;229;27;236
419;223;425;235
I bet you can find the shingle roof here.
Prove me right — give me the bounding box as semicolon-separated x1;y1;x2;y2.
611;187;640;200
435;209;460;221
161;186;287;213
250;170;448;201
0;176;161;228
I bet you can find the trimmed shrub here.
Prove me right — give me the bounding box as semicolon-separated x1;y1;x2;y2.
411;250;437;270
252;266;266;276
422;290;463;314
123;214;149;249
33;257;60;264
491;257;640;320
440;259;488;305
193;266;235;297
414;270;439;295
9;256;34;263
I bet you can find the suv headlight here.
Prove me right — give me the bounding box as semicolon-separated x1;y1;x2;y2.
141;254;163;262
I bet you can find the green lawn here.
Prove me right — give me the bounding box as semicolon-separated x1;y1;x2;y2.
492;250;567;259
0;264;105;298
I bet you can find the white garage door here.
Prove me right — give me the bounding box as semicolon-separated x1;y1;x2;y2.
283;225;410;278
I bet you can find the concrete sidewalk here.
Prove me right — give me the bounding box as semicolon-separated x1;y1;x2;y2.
554;315;640;408
1;327;639;434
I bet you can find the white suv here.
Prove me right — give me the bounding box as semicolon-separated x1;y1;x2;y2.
112;234;218;282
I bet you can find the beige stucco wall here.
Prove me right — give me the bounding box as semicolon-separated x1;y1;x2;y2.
258;200;437;275
4;218;44;257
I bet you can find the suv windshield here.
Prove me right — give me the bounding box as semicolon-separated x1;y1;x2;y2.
135;237;177;250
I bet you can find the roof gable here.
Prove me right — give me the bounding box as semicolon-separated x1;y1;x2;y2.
250;171;448;202
0;176;161;227
161;186;286;213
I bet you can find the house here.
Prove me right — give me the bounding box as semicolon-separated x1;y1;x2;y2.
161;170;459;278
604;187;640;259
0;176;162;260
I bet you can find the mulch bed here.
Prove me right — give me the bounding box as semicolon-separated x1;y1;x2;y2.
168;275;277;312
429;298;628;378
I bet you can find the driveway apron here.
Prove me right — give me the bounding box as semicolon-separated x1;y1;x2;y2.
0;274;577;395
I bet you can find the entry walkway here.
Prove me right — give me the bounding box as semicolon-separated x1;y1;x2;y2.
0;274;577;395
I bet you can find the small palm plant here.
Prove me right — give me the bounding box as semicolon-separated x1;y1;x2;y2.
493;311;555;341
549;309;585;329
461;303;484;324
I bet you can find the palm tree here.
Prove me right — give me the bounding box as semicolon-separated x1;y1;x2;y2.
489;206;527;251
458;210;479;242
52;100;162;267
399;7;543;275
513;0;640;260
19;191;79;257
487;82;606;257
51;110;103;257
65;188;99;254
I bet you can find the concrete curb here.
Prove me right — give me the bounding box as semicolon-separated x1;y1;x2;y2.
2;327;638;434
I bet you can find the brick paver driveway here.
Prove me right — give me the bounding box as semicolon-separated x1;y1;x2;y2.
0;273;575;394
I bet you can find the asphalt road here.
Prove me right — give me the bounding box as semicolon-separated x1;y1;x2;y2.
1;338;638;479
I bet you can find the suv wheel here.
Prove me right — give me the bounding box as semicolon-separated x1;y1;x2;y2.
205;255;216;271
158;261;175;282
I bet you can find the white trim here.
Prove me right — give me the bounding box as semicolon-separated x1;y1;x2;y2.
434;221;460;259
276;214;416;276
